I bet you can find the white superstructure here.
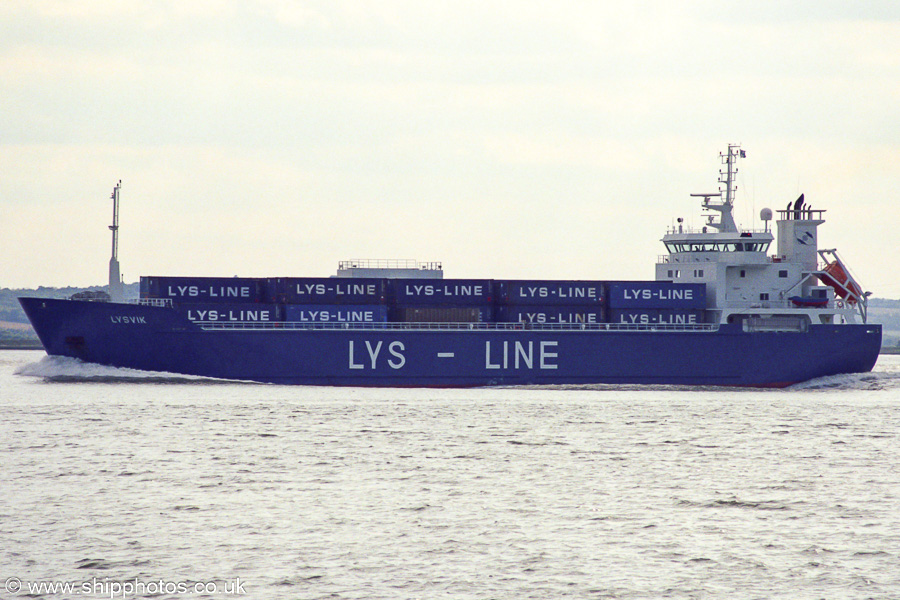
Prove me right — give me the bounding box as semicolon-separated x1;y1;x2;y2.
656;145;870;326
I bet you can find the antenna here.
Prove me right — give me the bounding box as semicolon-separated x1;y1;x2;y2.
696;145;744;233
719;144;744;207
110;181;120;261
108;180;124;302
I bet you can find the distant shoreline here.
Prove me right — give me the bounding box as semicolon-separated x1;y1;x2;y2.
0;343;43;350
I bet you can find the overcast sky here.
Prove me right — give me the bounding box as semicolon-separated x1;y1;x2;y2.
2;1;899;297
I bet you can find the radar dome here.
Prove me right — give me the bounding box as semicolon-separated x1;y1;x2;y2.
760;208;773;221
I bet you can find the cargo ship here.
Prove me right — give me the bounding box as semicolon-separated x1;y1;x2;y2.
19;146;881;387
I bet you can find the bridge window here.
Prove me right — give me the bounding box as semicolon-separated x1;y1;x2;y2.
666;241;770;253
779;270;788;278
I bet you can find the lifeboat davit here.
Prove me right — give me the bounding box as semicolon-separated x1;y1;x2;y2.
819;261;862;304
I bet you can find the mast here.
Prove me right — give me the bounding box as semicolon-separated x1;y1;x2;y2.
720;143;743;208
700;144;743;233
108;180;124;302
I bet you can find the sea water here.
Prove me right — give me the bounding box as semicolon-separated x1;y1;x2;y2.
2;350;899;600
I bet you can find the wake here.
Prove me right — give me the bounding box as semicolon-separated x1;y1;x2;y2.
790;362;900;392
14;355;237;384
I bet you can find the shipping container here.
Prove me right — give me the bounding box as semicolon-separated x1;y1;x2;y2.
284;304;388;323
176;303;282;322
608;309;705;325
141;276;265;303
391;279;493;305
494;280;605;305
390;305;494;323
267;277;387;304
607;281;706;309
496;305;606;325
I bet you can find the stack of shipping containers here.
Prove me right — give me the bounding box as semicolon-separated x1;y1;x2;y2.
266;278;388;323
493;280;607;325
607;281;706;324
389;279;494;323
141;276;707;326
141;276;390;323
140;276;279;322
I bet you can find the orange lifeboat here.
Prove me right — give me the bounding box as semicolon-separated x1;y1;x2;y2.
819;261;862;304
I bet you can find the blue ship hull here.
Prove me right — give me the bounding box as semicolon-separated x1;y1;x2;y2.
19;297;882;387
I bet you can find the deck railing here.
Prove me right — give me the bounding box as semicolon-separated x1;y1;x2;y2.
197;321;718;332
338;259;442;271
127;298;173;307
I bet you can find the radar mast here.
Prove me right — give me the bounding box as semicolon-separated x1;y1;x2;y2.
699;144;743;233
